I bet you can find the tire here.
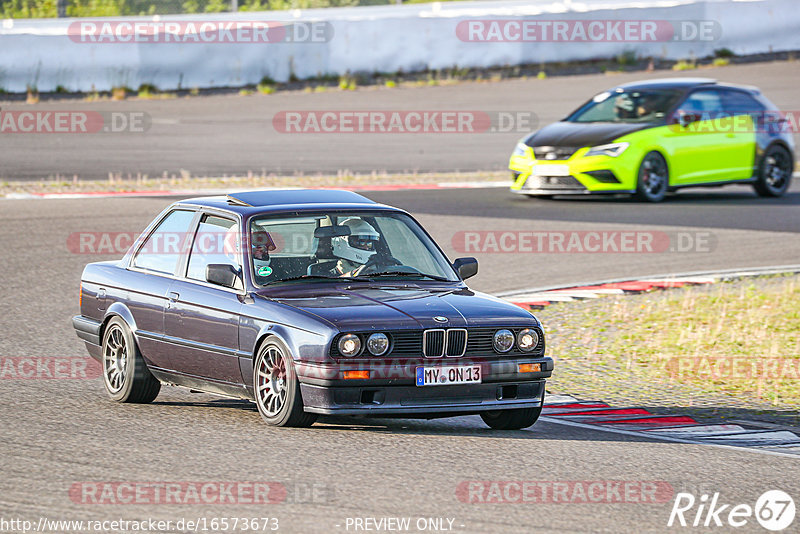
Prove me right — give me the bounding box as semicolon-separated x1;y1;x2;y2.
480;405;542;430
101;317;161;403
753;144;793;197
635;151;669;202
253;338;317;427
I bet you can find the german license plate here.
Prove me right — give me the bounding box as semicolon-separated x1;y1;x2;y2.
532;164;569;176
416;365;482;387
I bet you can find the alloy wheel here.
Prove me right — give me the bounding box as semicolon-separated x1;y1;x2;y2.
257;346;288;417
103;325;128;393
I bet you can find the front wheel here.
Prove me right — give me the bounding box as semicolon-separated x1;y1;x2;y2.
253;338;317;427
635;151;669;202
102;317;160;403
480;406;542;430
754;145;793;197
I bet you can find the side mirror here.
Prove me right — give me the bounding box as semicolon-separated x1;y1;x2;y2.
206;264;241;289
453;257;478;280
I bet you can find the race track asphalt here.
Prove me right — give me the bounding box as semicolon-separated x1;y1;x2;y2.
1;61;798;180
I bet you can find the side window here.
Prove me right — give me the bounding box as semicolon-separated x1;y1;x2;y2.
677;90;724;116
186;215;240;282
721;90;764;116
131;210;195;275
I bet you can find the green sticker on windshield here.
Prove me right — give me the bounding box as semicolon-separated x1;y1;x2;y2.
257;266;273;277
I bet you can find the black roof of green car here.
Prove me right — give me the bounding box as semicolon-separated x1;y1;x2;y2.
614;78;718;91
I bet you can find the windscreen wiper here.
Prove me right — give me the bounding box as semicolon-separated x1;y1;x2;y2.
360;271;452;282
263;274;358;286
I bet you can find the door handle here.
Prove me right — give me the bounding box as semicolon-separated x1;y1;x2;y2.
168;292;180;302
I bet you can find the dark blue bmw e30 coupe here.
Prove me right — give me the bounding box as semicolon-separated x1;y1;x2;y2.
73;189;553;429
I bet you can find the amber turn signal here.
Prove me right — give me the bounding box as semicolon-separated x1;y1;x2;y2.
518;363;541;373
342;370;370;380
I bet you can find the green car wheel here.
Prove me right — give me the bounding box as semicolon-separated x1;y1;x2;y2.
635;151;669;202
754;144;793;198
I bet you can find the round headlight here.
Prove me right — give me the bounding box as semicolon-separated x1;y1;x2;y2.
493;329;514;353
367;333;390;356
338;334;361;357
517;328;539;352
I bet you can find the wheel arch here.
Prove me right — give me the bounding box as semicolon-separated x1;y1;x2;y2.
252;326;297;362
100;302;138;342
640;147;671;184
760;139;795;167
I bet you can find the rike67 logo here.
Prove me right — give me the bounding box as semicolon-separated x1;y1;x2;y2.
668;490;795;531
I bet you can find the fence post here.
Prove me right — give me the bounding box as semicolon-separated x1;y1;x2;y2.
231;0;238;11
57;0;68;17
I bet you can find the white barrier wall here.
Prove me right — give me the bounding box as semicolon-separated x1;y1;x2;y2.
0;0;798;92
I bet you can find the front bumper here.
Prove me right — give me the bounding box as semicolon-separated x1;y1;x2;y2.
296;356;553;416
509;148;637;195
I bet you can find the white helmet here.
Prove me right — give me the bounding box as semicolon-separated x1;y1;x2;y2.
332;218;380;265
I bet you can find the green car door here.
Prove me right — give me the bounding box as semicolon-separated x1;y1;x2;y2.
662;88;755;185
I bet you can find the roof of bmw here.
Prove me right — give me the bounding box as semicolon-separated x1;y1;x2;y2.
176;189;393;214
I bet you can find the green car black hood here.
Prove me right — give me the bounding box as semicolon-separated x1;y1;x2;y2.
523;121;656;148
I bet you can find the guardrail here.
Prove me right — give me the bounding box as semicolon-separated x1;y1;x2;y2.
0;0;798;93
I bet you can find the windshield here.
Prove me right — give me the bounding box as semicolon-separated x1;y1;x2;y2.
248;211;459;286
569;89;683;123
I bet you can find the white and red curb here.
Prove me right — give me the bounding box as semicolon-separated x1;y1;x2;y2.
542;394;800;456
515;267;800;456
500;266;800;310
2;181;508;200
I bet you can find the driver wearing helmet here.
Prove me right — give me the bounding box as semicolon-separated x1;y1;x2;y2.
328;218;380;277
614;93;637;120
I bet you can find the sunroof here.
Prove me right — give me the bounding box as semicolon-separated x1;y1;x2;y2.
225;189;375;207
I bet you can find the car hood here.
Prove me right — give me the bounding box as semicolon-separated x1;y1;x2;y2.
523;121;652;149
255;284;537;331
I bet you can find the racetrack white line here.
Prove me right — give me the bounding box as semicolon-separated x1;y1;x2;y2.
540;416;800;459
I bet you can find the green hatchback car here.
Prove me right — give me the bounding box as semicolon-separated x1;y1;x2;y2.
509;78;795;202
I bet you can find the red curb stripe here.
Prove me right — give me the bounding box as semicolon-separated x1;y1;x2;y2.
547;408;651;416
542;403;610;410
29;190;182;198
589;415;699;427
10;182;508;200
646;281;687;288
561;285;606;291
598;282;654;291
512;301;551;308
